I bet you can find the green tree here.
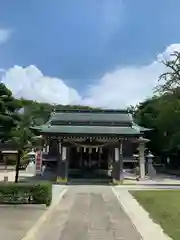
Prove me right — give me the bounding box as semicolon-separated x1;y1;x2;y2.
156;51;180;93
135;90;180;167
0;83;21;141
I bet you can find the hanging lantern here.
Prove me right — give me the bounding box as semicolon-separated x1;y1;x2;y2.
96;147;98;152
84;147;86;152
77;147;80;152
89;147;92;154
100;147;103;154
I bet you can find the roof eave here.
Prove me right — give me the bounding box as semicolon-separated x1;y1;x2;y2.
37;130;142;137
139;127;153;132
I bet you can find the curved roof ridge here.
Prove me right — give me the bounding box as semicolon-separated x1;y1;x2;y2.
132;122;152;132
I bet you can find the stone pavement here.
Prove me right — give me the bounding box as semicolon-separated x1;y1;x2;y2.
0;184;65;240
0;205;45;240
33;185;141;240
123;173;180;185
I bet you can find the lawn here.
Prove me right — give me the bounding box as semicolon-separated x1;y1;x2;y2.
130;190;180;240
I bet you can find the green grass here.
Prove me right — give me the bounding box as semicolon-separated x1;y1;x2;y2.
130;190;180;240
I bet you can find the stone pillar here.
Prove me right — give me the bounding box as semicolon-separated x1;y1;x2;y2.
139;143;145;179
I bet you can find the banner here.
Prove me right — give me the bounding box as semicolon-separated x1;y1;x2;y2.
35;150;42;175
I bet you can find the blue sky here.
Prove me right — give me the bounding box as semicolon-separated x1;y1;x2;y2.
0;0;180;107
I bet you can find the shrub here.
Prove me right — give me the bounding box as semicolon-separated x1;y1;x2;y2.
0;181;52;206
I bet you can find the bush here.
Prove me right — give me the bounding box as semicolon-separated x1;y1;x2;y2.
0;182;52;206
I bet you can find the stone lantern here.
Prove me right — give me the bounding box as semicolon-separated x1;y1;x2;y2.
147;151;156;179
147;151;154;163
135;137;150;179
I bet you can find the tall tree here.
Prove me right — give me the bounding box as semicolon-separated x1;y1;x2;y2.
0;83;21;141
135;90;180;167
156;51;180;93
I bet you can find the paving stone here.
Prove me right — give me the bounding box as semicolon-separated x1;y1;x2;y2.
0;205;45;240
36;186;141;240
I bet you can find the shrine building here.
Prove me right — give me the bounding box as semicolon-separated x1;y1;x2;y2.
31;109;150;182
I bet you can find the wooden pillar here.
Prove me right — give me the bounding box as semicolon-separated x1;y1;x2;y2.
119;140;124;181
65;147;69;180
57;140;62;179
108;148;112;177
62;146;67;179
45;140;49;152
112;140;124;181
57;140;68;182
98;149;101;167
113;147;120;180
88;148;91;167
80;147;82;167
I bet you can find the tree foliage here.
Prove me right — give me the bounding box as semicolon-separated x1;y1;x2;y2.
0;83;21;141
156;51;180;93
135;93;180;156
0;84;97;147
135;52;180;167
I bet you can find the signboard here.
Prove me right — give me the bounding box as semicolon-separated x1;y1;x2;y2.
35;150;42;175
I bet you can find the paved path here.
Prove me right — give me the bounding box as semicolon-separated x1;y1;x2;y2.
35;186;141;240
0;205;45;240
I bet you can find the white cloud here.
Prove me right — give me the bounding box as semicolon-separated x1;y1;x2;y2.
82;44;180;108
1;65;82;105
0;29;11;44
83;61;164;108
1;44;179;108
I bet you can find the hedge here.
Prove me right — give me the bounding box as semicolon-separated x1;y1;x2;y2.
0;182;52;206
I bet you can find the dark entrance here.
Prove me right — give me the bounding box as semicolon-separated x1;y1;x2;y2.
68;147;111;180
